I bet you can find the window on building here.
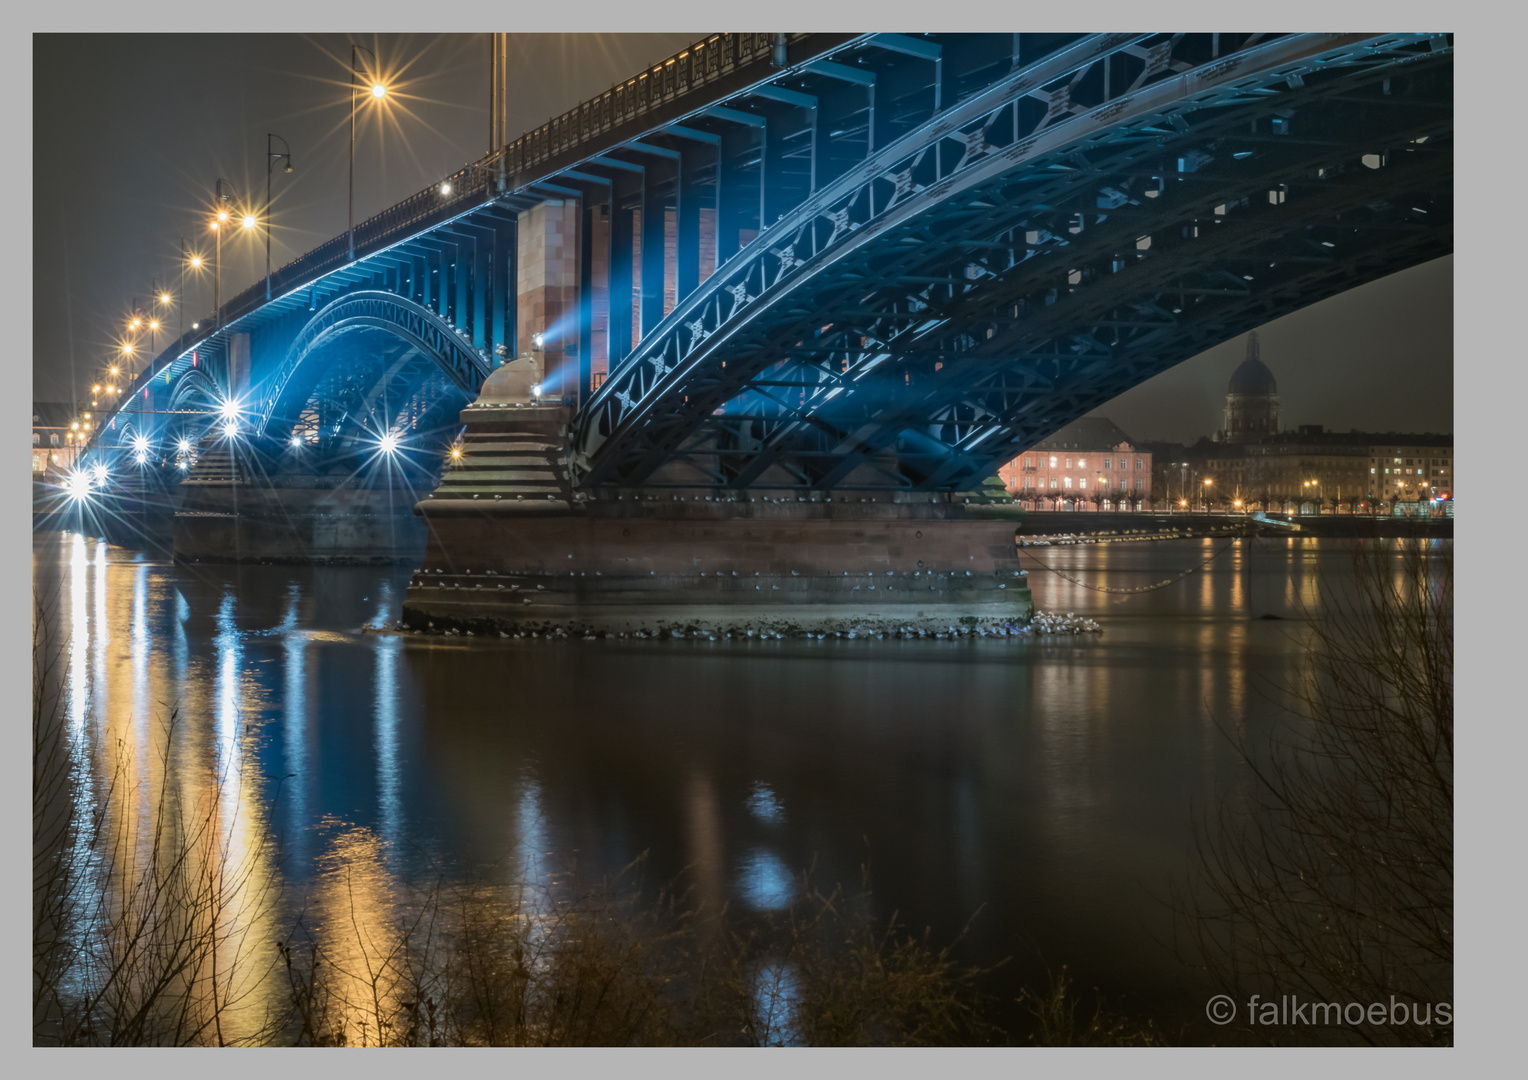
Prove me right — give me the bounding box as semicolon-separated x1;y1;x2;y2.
1135;478;1143;490
1025;456;1034;468
1119;478;1127;491
1135;458;1143;469
50;433;60;447
1065;457;1072;469
1049;456;1057;468
1064;477;1073;489
1078;458;1087;468
1079;477;1089;489
32;432;40;446
1049;478;1057;489
1024;476;1034;489
1103;457;1112;469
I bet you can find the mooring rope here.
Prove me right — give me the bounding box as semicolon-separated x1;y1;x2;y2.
1019;535;1243;596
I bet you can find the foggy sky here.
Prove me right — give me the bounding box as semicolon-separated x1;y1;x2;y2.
33;33;1453;443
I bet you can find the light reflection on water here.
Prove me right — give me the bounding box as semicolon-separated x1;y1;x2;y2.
32;529;1449;1034
737;848;794;910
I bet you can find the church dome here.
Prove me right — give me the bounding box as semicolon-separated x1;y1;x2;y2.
1229;354;1277;396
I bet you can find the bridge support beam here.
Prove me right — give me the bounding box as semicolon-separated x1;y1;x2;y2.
516;199;581;397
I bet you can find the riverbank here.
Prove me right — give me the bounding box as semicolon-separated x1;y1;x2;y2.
1014;511;1452;540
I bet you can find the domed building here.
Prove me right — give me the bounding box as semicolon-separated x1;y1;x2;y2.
1220;331;1279;443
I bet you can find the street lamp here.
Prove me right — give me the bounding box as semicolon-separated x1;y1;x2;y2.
266;133;294;300
350;43;386;261
212;178;236;329
180;237;200;341
1202;477;1213;513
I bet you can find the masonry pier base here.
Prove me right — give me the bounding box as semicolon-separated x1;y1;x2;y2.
400;396;1033;636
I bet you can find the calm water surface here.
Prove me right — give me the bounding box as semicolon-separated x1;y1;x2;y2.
34;528;1438;1040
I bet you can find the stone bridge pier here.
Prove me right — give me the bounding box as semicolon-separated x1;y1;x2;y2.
399;365;1034;637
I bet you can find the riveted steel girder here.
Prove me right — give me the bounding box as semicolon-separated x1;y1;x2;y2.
573;31;1452;491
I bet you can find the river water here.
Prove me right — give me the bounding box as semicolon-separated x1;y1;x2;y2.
32;528;1445;1042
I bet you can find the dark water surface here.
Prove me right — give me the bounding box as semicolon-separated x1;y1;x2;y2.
34;528;1442;1041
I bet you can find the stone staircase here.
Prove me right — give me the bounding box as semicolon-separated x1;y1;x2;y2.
423;402;574;512
179;439;245;485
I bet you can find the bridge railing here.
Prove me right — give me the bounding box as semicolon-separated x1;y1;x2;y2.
507;32;786;174
214;32;800;328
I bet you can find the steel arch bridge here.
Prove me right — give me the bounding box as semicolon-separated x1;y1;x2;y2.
81;30;1452;496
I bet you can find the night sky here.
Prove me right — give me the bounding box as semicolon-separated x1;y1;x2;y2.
32;33;1453;445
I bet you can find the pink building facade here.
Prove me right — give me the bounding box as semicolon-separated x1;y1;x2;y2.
998;417;1153;510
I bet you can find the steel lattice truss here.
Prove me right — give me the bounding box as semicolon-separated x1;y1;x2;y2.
259;290;493;442
574;32;1452;491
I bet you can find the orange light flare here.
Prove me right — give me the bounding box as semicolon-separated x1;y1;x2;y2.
308;43;448;177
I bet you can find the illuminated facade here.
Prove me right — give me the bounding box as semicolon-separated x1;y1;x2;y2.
1205;427;1453;512
999;417;1153;510
32;403;81;477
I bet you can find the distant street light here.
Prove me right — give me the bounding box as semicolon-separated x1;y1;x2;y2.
213;178;235;329
265;133;295;300
180;237;197;340
350;43;386;261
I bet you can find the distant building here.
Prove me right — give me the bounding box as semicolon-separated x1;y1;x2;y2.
1218;331;1280;443
1151;339;1457;515
1206;425;1453;513
999;417;1152;510
32;403;81;477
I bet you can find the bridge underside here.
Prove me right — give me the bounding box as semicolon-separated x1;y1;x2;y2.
579;35;1452;491
80;32;1451;513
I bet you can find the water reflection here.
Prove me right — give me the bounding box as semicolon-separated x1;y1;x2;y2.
214;591;242;787
746;781;786;825
737;848;794;910
374;637;402;858
32;529;1449;1039
281;585;309;867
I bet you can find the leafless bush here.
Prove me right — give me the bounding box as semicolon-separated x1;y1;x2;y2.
1181;540;1453;1045
1016;964;1163;1046
267;860;993;1047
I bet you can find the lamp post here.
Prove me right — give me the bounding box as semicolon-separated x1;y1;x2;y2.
266;134;294;299
349;43;385;262
153;281;172;359
1202;477;1214;514
213;179;234;329
180;237;199;341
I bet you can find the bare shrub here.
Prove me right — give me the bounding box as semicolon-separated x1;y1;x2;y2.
1181;540;1452;1045
1016;964;1163;1046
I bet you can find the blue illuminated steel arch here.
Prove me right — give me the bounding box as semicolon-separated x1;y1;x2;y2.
256;289;494;441
572;31;1452;490
71;30;1451;496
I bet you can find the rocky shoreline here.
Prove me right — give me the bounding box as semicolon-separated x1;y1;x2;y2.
368;606;1100;642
